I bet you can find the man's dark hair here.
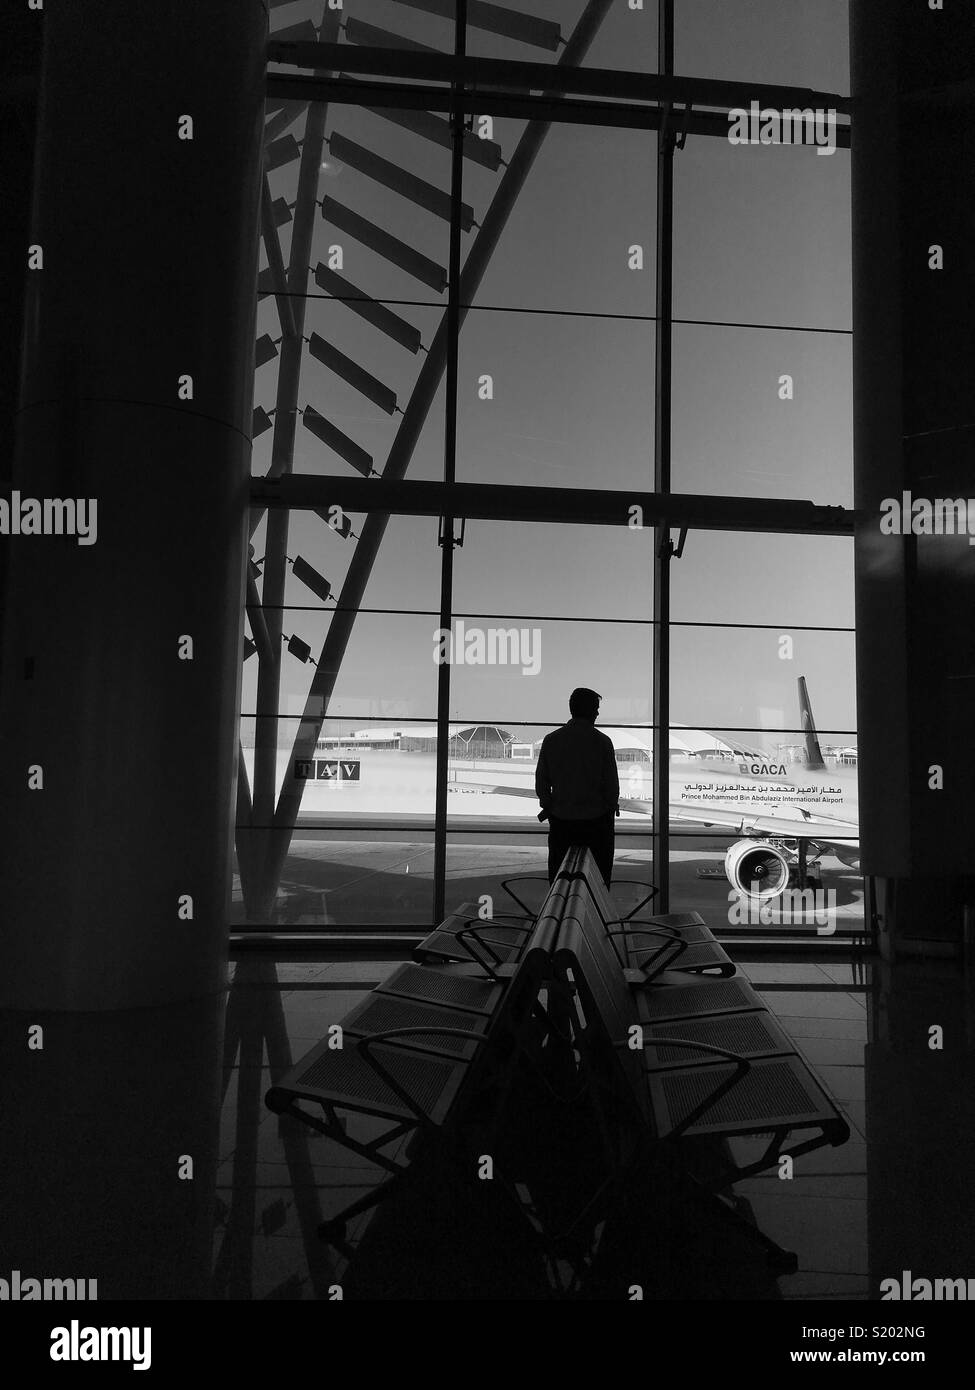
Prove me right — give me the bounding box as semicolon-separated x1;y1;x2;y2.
569;687;601;720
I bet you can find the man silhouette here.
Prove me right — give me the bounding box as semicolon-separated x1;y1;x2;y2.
535;687;620;885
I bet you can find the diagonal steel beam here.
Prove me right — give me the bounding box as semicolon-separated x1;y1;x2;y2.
263;98;307;145
259;175;297;341
246;12;341;911
257;0;620;911
245;567;275;667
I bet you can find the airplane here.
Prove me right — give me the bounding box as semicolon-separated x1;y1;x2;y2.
442;675;860;902
660;676;860;902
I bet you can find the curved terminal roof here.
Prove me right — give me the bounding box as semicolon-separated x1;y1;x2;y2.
327;723;764;759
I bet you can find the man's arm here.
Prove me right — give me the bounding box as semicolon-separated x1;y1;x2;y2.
534;740;550;809
603;738;620;816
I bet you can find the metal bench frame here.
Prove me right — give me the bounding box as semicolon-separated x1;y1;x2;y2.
265;922;562;1258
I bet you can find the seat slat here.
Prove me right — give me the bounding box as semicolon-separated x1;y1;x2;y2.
379;961;504;1015
414;900;532;966
267;1037;466;1126
626;937;735;977
415;927;524;966
341;992;486;1059
649;1056;844;1139
635;973;763;1021
642;1009;795;1069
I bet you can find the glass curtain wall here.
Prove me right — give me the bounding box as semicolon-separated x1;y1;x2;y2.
236;0;858;940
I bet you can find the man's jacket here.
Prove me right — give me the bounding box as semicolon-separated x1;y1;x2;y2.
534;718;620;821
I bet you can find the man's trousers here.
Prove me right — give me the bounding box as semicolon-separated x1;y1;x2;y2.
546;813;615;886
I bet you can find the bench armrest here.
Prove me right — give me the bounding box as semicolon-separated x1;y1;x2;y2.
605;924;688;977
498;875;551;915
456;924;501;976
459;914;535;937
633;1039;752;1138
355;1026;490;1123
609;879;660;920
454;921;522;977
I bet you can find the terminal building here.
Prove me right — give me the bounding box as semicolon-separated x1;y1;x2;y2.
0;0;973;1311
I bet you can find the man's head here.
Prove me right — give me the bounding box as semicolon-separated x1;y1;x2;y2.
569;687;601;722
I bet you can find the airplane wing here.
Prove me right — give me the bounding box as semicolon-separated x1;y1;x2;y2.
667;800;858;844
613;791;858;846
453;778;857;847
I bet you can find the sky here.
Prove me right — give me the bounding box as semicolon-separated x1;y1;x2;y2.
249;0;856;756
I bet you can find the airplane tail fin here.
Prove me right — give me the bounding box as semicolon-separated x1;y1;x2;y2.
798;676;826;771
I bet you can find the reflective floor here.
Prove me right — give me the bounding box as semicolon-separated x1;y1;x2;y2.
4;944;974;1300
214;954;875;1300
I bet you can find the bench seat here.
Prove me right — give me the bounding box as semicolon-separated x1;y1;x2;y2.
647;1054;850;1149
640;1007;805;1069
414;901;534;968
552;856;850;1188
634;971;765;1021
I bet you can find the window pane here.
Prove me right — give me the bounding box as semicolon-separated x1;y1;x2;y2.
671;624;856;731
235;715;437;927
445;620;652;725
233;820;434;930
672;324;853;504
666;725;863;941
674;140;851;330
669;832;864;941
258;92;458;481
457;311;654;488
672;532;854;628
675;0;850;93
242;610;439;724
444;832;656;923
453;519;653;621
472;120;655;317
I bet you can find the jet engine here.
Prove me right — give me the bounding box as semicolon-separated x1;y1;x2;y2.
724;838;793;900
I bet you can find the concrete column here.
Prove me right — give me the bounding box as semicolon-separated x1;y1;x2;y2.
0;0;267;1007
851;0;975;951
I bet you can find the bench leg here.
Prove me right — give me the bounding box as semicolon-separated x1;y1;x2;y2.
707;1190;799;1274
318;1174;404;1260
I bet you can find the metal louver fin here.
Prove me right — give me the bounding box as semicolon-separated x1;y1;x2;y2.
314;264;423;354
308;333;398;415
329;132;475;231
323;196;447;293
302;405;375;477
